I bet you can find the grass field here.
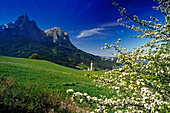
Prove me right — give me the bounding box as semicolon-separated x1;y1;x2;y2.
0;55;116;112
0;56;111;97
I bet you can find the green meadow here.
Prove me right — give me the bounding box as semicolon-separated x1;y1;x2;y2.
0;55;112;112
0;56;111;96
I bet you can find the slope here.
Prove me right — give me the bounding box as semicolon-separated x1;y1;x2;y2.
0;56;111;97
0;36;116;70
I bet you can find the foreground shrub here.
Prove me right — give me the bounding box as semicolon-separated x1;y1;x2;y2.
0;74;90;113
0;74;75;113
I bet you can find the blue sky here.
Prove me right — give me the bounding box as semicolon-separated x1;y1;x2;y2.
0;0;165;56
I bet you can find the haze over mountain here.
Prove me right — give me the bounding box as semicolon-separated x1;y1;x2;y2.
0;14;116;70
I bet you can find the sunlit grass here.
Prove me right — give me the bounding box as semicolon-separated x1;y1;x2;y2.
0;56;108;98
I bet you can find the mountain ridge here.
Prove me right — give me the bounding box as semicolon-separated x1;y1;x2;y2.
0;14;74;47
0;14;116;70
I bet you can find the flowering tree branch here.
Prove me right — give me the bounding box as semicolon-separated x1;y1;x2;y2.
66;0;170;112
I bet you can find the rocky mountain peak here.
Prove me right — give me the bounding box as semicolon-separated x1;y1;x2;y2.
0;14;74;48
0;14;45;43
46;27;64;37
45;27;71;46
15;14;29;26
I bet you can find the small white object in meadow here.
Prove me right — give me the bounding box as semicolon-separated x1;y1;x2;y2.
91;60;94;71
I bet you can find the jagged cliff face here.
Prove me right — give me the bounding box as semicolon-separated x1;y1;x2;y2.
45;27;70;44
45;27;73;48
0;14;46;43
0;14;73;47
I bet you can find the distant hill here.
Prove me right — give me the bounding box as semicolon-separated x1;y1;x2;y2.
0;14;116;70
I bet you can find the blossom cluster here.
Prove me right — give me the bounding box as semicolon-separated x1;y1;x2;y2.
67;71;169;112
103;0;170;85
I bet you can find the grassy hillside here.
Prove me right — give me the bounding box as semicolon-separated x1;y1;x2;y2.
0;36;53;60
0;56;112;112
0;56;109;96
